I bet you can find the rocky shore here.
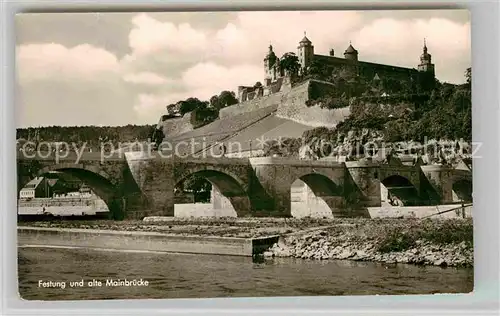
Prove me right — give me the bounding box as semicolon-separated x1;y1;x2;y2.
263;218;473;268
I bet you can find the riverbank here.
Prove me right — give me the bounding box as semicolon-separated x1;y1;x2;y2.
18;217;473;267
18;217;340;238
264;218;473;267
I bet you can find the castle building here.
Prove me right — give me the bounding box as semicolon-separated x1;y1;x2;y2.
237;33;436;103
293;33;435;84
297;32;315;71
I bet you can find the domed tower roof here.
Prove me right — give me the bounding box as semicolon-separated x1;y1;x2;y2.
264;44;277;61
300;36;311;44
299;31;312;46
344;43;358;54
421;39;431;59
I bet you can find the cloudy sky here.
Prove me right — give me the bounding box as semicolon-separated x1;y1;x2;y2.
16;10;471;128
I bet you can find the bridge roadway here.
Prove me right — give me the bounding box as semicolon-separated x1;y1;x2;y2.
16;151;472;219
17;151;126;161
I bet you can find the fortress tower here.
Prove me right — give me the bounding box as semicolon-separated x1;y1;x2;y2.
264;44;278;85
344;42;359;61
297;32;314;72
417;39;436;90
417;39;435;76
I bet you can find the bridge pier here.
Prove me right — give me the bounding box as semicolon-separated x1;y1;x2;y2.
345;161;382;208
420;165;455;204
270;188;293;217
250;162;295;217
123;154;176;219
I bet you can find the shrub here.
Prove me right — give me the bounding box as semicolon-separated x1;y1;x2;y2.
376;229;417;253
419;219;473;247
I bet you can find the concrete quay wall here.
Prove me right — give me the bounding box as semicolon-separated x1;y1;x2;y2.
17;227;278;257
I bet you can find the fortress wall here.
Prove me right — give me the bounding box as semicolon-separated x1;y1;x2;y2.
157;112;194;137
276;80;351;128
219;92;284;119
162;79;351;136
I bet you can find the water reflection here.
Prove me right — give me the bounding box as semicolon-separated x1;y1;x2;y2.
18;246;473;300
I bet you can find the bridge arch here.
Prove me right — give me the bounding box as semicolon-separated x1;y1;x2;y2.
380;175;420;206
19;163;123;219
290;172;345;218
175;168;252;217
296;172;343;197
37;163;113;182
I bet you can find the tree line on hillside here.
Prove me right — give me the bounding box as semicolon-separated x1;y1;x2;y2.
17;125;156;150
16;90;240;148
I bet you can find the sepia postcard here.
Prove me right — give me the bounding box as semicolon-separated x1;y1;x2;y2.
16;10;473;300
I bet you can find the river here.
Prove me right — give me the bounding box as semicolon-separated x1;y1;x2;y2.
18;246;473;300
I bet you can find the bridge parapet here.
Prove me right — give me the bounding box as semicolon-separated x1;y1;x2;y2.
249;157;345;168
344;160;380;168
419;164;471;204
17;151;126;162
17;151;473;219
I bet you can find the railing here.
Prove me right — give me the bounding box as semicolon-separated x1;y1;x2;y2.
421;203;473;219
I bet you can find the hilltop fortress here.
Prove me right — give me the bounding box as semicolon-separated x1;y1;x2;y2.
158;33;437;149
237;33;435;103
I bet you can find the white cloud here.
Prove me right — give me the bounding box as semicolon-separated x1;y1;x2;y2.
214;11;364;64
128;13;210;56
15;43;138;127
353;18;471;83
123;72;172;85
182;62;262;94
133;92;186;122
132;62;262;120
16;43;119;83
16;11;472;127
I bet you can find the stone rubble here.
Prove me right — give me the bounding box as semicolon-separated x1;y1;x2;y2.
265;230;473;267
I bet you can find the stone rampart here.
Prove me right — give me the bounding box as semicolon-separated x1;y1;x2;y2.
157;112;194;137
276;80;351;128
219;94;283;119
221;79;351;128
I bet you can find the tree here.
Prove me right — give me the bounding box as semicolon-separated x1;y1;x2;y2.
307;59;330;80
179;97;208;115
191;106;219;128
279;52;300;76
465;67;471;85
209;95;219;108
217;90;238;109
209;91;238;110
166;103;178;115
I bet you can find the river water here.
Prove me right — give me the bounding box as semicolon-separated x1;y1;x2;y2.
18;246;473;300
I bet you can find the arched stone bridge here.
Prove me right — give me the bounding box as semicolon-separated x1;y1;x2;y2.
17;152;472;219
